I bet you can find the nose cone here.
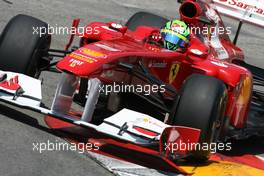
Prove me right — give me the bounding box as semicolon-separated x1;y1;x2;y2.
56;47;108;76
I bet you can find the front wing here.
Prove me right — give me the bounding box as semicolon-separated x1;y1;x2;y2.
0;71;201;165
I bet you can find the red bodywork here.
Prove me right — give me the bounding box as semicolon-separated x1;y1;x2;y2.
56;0;253;129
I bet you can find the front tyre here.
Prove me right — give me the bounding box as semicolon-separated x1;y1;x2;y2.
0;14;51;77
170;74;228;161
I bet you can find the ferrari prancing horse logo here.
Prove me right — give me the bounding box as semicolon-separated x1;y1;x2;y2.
169;63;180;84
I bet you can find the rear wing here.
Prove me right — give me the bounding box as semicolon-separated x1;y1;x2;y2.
212;0;264;28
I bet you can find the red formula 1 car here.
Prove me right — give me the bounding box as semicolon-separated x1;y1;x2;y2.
0;0;263;168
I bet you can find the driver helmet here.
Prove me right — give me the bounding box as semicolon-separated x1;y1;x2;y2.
160;20;190;51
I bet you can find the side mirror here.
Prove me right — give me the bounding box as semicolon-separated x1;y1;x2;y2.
109;22;128;35
187;48;208;59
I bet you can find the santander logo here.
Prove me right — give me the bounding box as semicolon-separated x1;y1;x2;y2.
215;0;264;16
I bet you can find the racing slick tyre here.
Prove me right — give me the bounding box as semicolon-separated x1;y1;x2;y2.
0;14;51;78
126;12;168;30
170;74;228;161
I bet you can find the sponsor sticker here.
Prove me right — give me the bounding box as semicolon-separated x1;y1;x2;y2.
69;59;84;67
171;24;185;34
211;61;228;68
214;0;264;16
80;48;106;58
68;53;96;63
148;60;167;68
169;63;180;84
131;117;164;129
94;43;121;52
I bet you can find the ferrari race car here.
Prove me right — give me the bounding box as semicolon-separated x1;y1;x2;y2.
0;0;263;168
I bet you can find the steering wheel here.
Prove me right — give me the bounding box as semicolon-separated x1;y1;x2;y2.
145;30;164;48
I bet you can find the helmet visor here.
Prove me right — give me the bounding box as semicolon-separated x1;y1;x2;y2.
161;32;187;48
